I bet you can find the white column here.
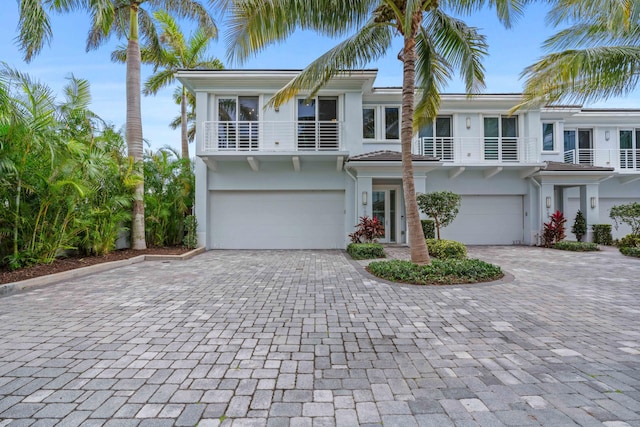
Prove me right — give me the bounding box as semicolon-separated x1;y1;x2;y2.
580;184;600;242
195;158;209;248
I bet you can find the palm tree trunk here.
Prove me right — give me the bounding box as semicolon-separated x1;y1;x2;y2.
181;85;189;161
127;5;146;250
401;12;430;265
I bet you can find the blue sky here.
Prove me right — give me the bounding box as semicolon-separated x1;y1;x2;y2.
2;2;638;152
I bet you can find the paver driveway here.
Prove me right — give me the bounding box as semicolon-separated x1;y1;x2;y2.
0;246;639;427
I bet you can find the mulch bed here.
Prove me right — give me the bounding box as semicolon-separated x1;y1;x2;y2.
0;247;191;285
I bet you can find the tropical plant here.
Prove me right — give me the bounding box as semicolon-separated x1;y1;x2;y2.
16;0;217;250
609;202;640;236
227;0;525;265
417;191;461;239
367;258;503;285
426;238;467;259
349;216;385;243
571;210;587;242
517;0;640;109
542;210;567;247
112;10;224;160
592;224;613;245
346;243;385;260
183;215;199;249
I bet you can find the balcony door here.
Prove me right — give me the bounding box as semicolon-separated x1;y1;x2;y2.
484;116;518;161
619;130;639;169
217;96;259;150
297;97;338;150
372;186;400;243
418;116;453;160
564;129;593;165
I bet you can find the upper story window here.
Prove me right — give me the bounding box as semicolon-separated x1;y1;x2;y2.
362;105;401;141
619;129;640;169
484;116;518;161
217;96;259;150
542;123;554;151
418;116;453;160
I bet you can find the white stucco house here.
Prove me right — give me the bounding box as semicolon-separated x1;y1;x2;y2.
176;69;640;249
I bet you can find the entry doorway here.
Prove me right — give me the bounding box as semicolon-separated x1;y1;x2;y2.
372;186;401;243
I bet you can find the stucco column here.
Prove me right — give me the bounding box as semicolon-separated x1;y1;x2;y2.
414;174;427;220
195;158;208;248
580;184;600;242
539;183;555;245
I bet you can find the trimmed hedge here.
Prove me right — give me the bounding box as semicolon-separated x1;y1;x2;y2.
367;259;503;285
618;234;640;248
426;239;467;259
421;220;435;239
592;224;613;245
620;247;640;258
346;243;385;260
553;241;600;252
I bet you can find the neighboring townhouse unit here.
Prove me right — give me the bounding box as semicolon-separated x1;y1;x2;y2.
176;69;640;249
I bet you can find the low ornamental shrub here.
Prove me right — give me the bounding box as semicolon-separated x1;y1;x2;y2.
183;215;198;249
346;243;385;260
618;234;640;248
426;239;467;259
542;210;566;247
592;224;613;245
553;241;599;252
421;220;435;239
620;247;640;258
349;216;384;243
367;259;503;285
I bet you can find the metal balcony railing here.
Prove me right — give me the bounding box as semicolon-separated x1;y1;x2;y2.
412;136;539;163
564;148;640;171
202;120;343;152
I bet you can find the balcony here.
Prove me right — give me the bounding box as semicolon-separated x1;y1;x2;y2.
412;136;540;164
564;148;640;172
202;120;343;153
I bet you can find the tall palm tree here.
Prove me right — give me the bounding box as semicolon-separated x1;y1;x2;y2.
113;10;223;160
228;0;524;264
169;87;197;146
17;0;216;250
518;0;640;109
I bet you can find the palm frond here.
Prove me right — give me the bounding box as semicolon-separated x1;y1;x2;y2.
517;45;640;109
143;69;177;95
269;21;393;107
17;0;54;62
414;28;451;126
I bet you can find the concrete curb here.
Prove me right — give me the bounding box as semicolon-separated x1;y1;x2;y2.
0;247;206;297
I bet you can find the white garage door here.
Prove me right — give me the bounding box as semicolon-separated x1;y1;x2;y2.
210;190;345;249
441;195;524;245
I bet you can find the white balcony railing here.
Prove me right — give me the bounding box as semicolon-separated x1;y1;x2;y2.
564;148;640;171
202;120;342;152
412;136;539;163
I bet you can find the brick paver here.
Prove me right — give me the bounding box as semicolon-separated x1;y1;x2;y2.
0;246;639;426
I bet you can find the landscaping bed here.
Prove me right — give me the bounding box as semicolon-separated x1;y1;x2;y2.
0;247;191;285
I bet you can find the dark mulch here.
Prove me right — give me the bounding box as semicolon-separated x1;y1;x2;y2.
0;247;192;285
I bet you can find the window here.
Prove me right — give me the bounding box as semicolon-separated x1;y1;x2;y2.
542;123;554;151
385;107;399;140
362;108;375;139
217;96;259;150
483;116;518;161
619;130;640;169
418;116;453;160
362;105;401;140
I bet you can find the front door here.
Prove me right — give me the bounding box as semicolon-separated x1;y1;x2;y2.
372;186;400;243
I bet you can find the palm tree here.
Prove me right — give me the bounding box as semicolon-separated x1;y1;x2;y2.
169;87;197;146
17;0;216;250
113;10;223;160
517;0;640;109
228;0;524;264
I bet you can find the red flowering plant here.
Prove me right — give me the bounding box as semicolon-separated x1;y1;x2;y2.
349;216;385;243
542;210;566;247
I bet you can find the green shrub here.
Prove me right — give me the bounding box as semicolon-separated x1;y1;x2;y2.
367;259;503;285
620;247;640;257
618;234;640;248
426;239;467;259
421;220;435;239
183;215;198;249
592;224;613;245
553;241;599;252
346;243;385;260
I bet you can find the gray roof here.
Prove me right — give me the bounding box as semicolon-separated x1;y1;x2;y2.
348;150;439;162
543;161;614;172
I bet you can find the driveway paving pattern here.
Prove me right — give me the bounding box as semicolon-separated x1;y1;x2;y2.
0;246;639;426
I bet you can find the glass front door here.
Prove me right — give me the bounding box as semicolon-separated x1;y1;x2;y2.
372;187;398;243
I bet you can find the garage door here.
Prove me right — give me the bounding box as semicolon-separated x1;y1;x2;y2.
210;190;345;249
441;195;524;245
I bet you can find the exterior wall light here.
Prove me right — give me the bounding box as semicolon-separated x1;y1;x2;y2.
605;130;610;141
546;196;551;208
591;197;597;209
465;117;471;129
362;191;368;205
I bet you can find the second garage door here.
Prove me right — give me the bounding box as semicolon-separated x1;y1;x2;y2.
210;190;345;249
441;195;524;245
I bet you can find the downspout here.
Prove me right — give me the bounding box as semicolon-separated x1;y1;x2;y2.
345;167;358;233
529;177;542;246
